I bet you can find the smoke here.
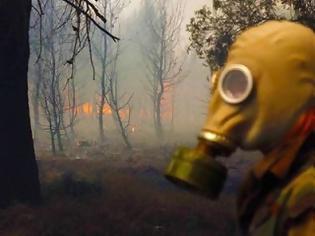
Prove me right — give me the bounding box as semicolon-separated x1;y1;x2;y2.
28;0;212;151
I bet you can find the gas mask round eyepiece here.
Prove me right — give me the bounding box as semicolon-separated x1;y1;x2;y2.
218;64;254;104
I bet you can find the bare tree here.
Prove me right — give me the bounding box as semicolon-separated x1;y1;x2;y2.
94;0;133;149
40;30;64;154
34;0;80;154
31;0;126;154
66;64;78;139
32;0;119;69
31;0;122;147
140;0;185;140
0;0;119;207
105;43;133;149
30;53;43;147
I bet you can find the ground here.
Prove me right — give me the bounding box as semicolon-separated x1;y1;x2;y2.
0;146;258;236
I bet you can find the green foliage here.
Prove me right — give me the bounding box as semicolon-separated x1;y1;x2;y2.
282;0;315;29
187;0;315;70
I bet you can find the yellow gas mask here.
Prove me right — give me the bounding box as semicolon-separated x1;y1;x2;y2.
165;21;315;198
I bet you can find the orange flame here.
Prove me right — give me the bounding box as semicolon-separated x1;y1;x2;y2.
82;103;93;114
102;104;112;115
76;102;129;119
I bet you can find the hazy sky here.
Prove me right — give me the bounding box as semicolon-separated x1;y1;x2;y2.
184;0;212;20
122;0;212;32
118;0;212;53
124;0;211;17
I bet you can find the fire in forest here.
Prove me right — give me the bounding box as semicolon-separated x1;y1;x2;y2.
76;102;128;118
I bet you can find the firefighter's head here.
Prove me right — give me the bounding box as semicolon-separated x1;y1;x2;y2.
202;20;315;153
165;21;315;198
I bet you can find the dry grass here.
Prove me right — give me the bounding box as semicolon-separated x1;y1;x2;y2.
0;148;246;236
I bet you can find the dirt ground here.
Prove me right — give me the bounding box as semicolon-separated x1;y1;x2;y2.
0;146;259;236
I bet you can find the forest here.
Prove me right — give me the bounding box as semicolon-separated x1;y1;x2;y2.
0;0;314;235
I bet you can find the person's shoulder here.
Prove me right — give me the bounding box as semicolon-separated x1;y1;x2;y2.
282;166;315;219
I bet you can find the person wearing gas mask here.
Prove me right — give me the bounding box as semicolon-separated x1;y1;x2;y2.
165;21;315;235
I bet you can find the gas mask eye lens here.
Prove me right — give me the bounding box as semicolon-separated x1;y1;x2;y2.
222;71;248;98
219;65;253;104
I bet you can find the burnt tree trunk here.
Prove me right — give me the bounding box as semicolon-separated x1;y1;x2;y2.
0;0;41;206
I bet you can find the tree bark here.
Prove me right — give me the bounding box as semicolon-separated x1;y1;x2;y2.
98;3;108;144
99;58;107;143
0;0;41;206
